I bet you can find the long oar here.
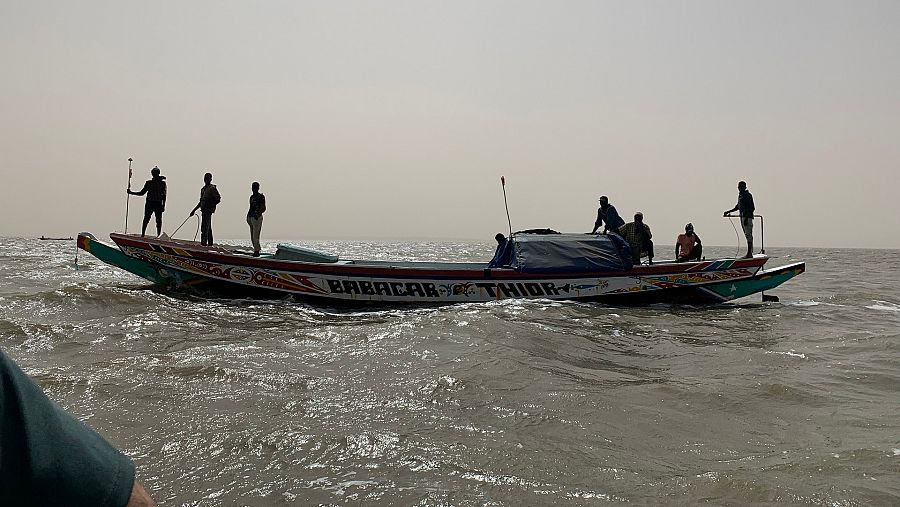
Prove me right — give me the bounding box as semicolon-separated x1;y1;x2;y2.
171;214;193;237
124;157;133;233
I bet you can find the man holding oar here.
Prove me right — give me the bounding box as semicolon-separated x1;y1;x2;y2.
127;166;167;237
190;172;221;246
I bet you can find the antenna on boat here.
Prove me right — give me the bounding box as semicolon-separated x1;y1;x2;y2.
124;158;133;233
501;176;513;238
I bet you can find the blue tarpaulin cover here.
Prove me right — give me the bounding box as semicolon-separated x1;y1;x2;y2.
489;232;633;273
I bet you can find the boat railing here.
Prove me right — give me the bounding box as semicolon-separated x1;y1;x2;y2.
757;214;765;254
724;213;766;255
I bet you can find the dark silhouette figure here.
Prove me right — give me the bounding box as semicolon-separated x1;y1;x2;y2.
591;196;625;234
246;182;266;256
190;173;220;246
127;167;166;237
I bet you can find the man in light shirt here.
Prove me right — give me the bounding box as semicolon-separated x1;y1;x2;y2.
675;223;702;262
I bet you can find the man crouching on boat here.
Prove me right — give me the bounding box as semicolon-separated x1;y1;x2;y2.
619;212;654;265
591;195;625;234
675;223;702;262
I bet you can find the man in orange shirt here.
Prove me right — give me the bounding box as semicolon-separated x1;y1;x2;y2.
675;223;702;262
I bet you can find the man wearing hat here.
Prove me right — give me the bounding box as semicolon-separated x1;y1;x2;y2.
127;166;167;237
618;212;654;265
675;223;702;262
591;195;625;234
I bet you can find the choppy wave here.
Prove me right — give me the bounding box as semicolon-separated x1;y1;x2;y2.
866;300;900;312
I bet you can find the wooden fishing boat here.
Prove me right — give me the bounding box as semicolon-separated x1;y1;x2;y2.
77;231;804;305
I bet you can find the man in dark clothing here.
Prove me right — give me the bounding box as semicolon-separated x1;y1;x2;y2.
190;172;221;246
246;182;266;256
619;212;654;265
0;348;156;506
724;180;756;258
591;196;625;234
127;167;167;237
493;233;506;256
488;233;511;268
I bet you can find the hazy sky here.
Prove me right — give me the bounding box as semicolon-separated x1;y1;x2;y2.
2;1;898;248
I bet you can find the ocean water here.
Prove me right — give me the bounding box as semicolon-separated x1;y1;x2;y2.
1;237;898;505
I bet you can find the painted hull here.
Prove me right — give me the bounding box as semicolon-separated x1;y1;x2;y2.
77;233;204;288
77;233;804;305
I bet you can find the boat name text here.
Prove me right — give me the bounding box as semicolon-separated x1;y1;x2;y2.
326;279;571;298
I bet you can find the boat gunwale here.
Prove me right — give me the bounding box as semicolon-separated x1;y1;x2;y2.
81;232;805;305
109;233;769;280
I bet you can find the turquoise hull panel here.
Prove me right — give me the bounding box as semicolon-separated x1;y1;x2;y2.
77;233;202;287
702;262;805;301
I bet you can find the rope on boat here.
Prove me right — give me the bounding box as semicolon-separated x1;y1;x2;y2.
192;215;200;242
727;216;741;258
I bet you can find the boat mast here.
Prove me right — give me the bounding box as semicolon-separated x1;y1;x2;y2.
501;176;513;238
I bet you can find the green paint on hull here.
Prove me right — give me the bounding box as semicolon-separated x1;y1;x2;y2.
77;233;200;287
704;263;805;301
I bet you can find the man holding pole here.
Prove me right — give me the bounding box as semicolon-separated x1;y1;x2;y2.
190;172;220;246
127;166;167;237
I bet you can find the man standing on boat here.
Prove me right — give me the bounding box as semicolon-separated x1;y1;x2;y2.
591;196;625;234
724;180;755;258
190;172;221;246
127;166;166;237
619;212;654;265
675;223;702;262
246;182;266;256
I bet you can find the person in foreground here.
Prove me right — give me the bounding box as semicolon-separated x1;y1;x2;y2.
591;195;625;234
724;180;755;258
127;166;167;237
0;348;156;506
675;223;702;262
246;182;266;256
190;172;221;246
619;212;654;265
